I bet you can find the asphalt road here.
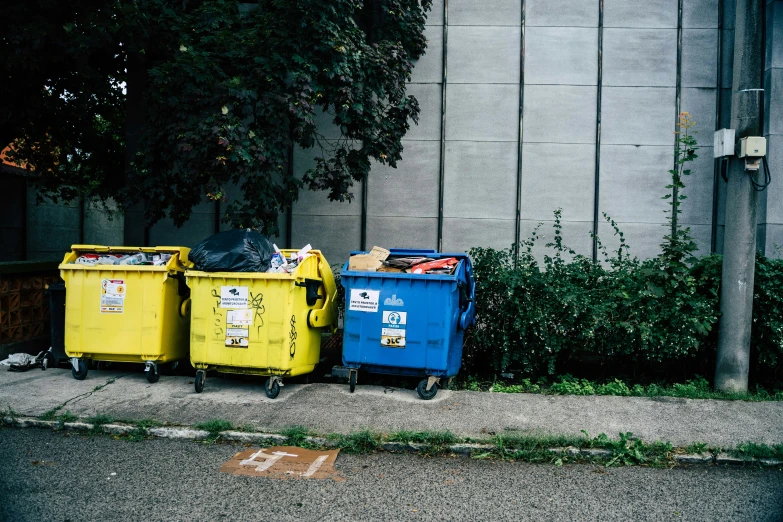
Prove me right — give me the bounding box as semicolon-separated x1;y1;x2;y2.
1;428;781;522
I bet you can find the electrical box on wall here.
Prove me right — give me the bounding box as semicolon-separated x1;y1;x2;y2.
713;129;735;158
738;137;766;158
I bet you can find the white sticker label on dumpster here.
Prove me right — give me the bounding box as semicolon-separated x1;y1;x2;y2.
100;279;126;314
381;311;407;348
226;335;249;348
225;312;250;347
348;289;380;312
227;309;253;326
220;286;248;309
226;324;249;347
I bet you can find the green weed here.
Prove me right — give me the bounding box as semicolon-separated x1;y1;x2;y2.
386;430;459;455
731;442;783;461
116;427;148;442
57;411;78;423
39;406;64;421
456;374;782;402
86;414;115;435
4;406;19;421
685;442;709;454
193;419;233;434
330;430;380;454
87;414;114;426
281;425;311;447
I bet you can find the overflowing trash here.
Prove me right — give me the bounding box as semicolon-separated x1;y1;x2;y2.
71;252;172;266
265;244;314;274
348;246;459;275
59;245;192;383
191;229;274;272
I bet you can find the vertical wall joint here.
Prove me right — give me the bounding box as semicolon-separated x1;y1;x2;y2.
514;0;526;261
672;0;684;238
592;0;604;262
711;0;725;253
436;0;448;252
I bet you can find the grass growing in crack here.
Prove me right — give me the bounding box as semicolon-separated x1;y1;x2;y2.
87;414;114;426
329;430;380;454
586;431;674;468
39;406;64;421
86;414;115;435
731;442;783;460
194;419;233;434
57;411;78;423
387;430;458;446
482;433;588;464
387;430;459;455
193;419;234;444
115;428;149;442
92;378;116;393
475;431;676;468
281;425;311;447
684;441;709;454
4;406;19;421
110;419;162;442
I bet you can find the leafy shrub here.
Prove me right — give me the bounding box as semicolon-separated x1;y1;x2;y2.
752;255;783;370
464;232;780;383
462;114;780;385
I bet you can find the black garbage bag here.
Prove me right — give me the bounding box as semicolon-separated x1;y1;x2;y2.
190;229;274;272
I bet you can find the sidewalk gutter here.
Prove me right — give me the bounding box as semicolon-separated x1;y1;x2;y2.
1;369;782;448
2;416;781;467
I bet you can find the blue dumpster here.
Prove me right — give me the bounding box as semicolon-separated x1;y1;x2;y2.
340;249;476;399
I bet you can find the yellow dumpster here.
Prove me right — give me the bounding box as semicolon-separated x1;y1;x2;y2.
59;245;192;382
186;249;337;398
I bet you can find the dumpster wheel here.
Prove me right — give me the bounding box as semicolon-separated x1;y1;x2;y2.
71;358;88;381
265;377;281;399
349;370;357;393
416;378;439;400
194;370;205;393
145;362;160;384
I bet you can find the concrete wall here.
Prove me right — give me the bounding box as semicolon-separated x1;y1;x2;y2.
365;2;443;254
9;0;780;263
286;0;762;263
523;0;597;259
24;193;126;261
25;190;81;261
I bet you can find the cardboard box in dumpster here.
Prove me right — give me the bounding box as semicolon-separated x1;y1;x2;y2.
348;246;390;272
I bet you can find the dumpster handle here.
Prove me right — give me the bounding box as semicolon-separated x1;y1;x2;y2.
305;254;338;331
458;262;476;330
175;272;191;298
295;279;324;307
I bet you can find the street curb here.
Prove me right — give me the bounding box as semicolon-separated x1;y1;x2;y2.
675;452;714;464
2;416;781;467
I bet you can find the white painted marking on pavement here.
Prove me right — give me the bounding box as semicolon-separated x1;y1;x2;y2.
302;455;328;477
240;450;298;472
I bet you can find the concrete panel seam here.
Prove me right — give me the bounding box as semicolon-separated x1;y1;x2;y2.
671;0;684;236
592;0;604;261
437;0;448;252
711;0;725;252
515;0;526;256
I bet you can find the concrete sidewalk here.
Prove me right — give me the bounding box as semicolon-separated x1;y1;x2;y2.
1;367;781;448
